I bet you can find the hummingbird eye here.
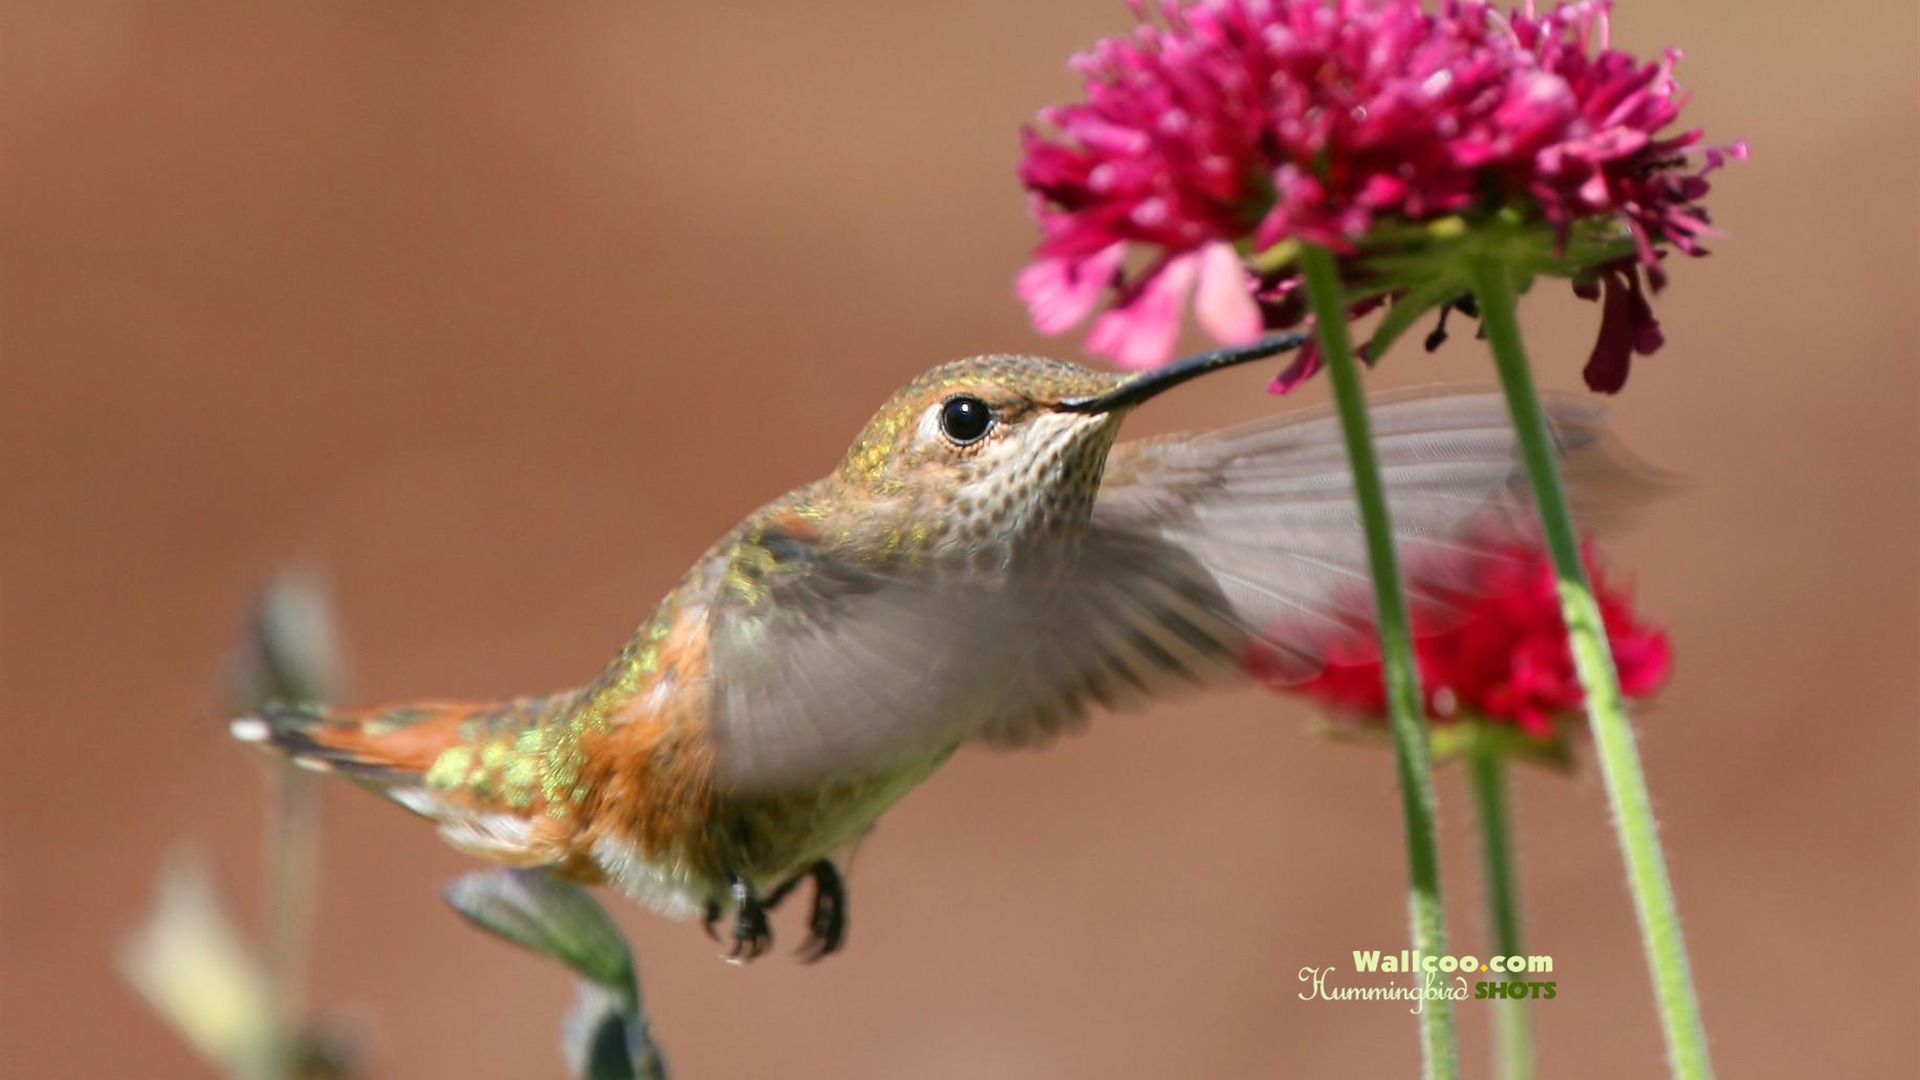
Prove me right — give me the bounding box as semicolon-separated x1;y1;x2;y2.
938;395;994;445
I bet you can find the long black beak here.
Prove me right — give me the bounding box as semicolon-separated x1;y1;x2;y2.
1054;331;1311;414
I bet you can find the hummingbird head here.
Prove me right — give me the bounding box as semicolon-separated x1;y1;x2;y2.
829;334;1308;571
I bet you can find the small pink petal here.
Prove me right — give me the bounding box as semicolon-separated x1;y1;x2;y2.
1017;244;1126;335
1087;255;1197;370
1577;171;1613;208
1191;241;1261;345
1703;140;1750;172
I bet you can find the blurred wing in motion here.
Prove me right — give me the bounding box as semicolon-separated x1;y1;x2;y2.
706;523;1030;791
710;391;1637;790
980;390;1618;748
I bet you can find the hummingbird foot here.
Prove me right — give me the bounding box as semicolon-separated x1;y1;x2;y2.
766;860;848;963
799;861;847;962
717;874;773;964
704;862;847;963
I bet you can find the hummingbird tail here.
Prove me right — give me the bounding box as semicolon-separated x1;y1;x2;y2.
231;696;582;868
231;701;459;783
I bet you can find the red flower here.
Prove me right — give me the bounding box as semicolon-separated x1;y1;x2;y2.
1248;539;1672;738
1018;0;1744;390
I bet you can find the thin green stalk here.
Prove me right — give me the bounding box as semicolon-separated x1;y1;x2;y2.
1469;743;1534;1080
1301;244;1458;1080
258;765;322;1080
240;571;338;1080
1467;254;1714;1080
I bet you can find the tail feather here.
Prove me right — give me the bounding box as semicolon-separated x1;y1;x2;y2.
231;695;581;868
230;701;463;784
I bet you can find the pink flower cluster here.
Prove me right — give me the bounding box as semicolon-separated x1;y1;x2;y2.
1018;0;1744;391
1249;539;1672;738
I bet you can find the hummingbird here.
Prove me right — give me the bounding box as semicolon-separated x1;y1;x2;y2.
233;333;1607;962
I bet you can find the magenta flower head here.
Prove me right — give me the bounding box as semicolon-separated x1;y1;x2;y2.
1018;0;1744;391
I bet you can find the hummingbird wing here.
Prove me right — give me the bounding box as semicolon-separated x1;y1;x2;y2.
705;518;1031;791
974;390;1620;747
709;391;1634;790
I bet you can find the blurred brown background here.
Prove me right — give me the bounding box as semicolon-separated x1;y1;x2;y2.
3;2;1915;1078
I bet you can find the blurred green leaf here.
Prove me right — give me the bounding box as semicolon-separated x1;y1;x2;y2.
122;855;277;1069
565;983;669;1080
1429;717;1575;772
231;568;347;1080
566;984;637;1080
445;869;634;990
1315;713;1577;772
229;568;345;710
446;870;668;1080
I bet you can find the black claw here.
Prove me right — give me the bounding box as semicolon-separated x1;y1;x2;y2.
723;875;772;963
716;861;849;963
796;861;848;962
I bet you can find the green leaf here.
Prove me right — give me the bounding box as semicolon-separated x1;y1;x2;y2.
121;854;278;1070
444;870;635;992
565;984;669;1080
447;870;670;1080
1429;718;1575;773
230;568;345;711
1313;715;1577;773
121;853;357;1078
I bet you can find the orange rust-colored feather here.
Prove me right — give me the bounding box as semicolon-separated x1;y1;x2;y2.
244;693;584;865
572;597;724;881
292;701;481;774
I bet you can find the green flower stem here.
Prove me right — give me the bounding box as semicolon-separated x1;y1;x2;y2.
1467;253;1714;1080
1301;244;1458;1080
240;571;340;1080
1468;741;1534;1080
260;766;322;1080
